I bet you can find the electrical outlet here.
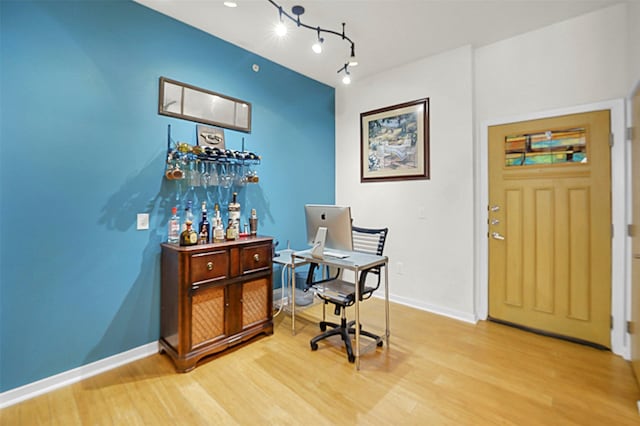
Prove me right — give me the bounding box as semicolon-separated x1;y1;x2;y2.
137;213;149;230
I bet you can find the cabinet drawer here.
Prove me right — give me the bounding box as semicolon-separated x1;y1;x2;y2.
240;243;271;275
191;250;229;284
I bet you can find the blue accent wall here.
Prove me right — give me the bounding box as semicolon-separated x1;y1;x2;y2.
0;0;335;392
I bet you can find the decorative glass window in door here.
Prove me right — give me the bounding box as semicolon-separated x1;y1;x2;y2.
505;128;587;167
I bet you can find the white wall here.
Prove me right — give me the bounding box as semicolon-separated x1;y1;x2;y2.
335;3;634;326
629;2;640;88
335;46;476;322
475;3;629;124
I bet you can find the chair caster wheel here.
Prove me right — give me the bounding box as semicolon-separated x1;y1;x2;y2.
310;342;318;351
377;340;384;347
348;354;355;363
319;323;327;332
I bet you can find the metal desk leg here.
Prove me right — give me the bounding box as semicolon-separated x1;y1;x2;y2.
291;262;296;335
355;265;361;370
385;262;390;347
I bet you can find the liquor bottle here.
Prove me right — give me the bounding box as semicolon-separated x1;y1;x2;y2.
198;201;210;244
228;192;240;237
249;208;258;236
180;221;198;246
213;204;225;243
167;206;180;244
226;218;236;240
182;201;194;232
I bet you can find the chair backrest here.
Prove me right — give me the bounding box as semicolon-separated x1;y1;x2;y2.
352;226;388;297
352;226;388;257
305;226;389;298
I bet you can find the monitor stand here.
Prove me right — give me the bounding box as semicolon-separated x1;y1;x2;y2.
311;227;327;259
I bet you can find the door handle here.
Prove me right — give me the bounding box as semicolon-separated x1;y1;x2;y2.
491;232;505;241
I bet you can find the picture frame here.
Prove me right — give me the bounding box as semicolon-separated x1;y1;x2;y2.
360;98;429;182
197;124;225;150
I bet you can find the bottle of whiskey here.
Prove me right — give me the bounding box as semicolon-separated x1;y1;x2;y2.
182;200;194;232
249;208;258;236
198;201;210;244
168;206;180;244
228;192;240;239
213;203;225;243
180;221;198;246
225;218;236;241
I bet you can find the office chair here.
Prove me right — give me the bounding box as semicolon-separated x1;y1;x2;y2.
305;226;388;362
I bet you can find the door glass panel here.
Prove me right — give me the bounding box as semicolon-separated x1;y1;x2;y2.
505;128;587;167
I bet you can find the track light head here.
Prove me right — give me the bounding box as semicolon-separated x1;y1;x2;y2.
312;28;323;54
275;22;287;37
275;6;287;36
348;44;358;67
337;63;351;84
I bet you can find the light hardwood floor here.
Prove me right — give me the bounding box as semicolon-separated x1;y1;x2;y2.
2;299;639;425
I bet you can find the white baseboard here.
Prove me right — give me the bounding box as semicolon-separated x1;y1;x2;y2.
373;293;478;324
0;341;159;409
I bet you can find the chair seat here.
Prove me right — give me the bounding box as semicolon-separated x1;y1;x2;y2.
312;278;376;306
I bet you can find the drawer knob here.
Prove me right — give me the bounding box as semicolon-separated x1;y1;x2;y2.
253;254;260;262
207;262;213;271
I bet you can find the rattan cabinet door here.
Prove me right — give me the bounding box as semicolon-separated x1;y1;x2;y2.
191;284;226;349
242;278;269;329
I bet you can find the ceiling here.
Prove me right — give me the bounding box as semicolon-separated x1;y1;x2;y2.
135;0;623;87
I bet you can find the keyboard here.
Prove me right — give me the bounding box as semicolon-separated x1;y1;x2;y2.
323;250;349;259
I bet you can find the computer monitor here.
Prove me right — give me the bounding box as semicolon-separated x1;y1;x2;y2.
304;204;353;251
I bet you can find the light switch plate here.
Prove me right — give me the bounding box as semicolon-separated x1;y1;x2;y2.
137;213;149;230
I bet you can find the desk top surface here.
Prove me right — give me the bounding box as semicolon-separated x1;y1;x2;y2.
291;248;387;270
273;249;310;266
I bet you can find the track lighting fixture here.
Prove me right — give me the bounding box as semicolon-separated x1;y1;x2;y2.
266;0;358;83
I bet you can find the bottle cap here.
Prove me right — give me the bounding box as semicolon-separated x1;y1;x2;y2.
172;207;177;214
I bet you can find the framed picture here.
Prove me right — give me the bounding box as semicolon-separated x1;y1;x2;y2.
360;98;429;182
197;124;225;149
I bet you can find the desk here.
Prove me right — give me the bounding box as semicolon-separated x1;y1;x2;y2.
272;249;310;335
291;248;389;370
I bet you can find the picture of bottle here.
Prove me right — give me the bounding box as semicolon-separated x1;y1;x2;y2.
168;206;180;244
180;221;198;246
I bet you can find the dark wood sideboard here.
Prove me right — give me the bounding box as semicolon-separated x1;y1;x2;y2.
160;236;274;372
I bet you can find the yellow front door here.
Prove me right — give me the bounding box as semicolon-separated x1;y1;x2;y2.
488;110;612;347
